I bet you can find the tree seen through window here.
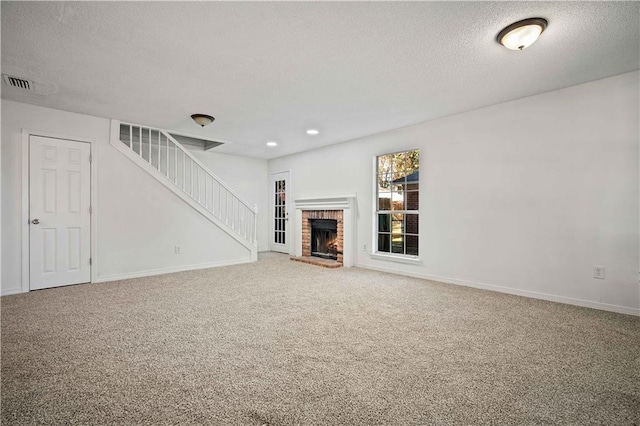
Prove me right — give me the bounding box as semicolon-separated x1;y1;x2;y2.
376;149;419;256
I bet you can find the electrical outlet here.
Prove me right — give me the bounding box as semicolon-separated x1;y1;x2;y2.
363;244;367;252
593;265;605;279
175;245;182;254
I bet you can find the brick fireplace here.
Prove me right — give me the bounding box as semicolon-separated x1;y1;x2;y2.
302;210;344;264
292;195;356;268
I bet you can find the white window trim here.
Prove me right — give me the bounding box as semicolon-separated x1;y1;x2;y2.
370;151;421;263
370;252;423;264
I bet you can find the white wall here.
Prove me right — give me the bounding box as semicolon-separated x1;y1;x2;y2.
269;71;640;315
187;148;269;252
1;100;265;294
0;100;3;291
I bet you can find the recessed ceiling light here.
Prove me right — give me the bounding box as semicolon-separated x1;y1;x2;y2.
497;18;548;51
266;141;278;147
306;129;319;135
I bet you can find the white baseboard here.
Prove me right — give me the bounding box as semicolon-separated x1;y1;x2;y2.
358;263;640;317
1;288;25;297
94;258;252;283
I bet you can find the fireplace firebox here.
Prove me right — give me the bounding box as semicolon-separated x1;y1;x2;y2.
310;219;338;260
296;208;345;267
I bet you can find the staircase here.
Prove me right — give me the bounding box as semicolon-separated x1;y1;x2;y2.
109;120;258;261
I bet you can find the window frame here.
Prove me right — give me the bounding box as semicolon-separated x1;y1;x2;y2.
372;149;420;261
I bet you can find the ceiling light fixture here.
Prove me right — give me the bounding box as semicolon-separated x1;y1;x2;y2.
266;141;278;147
306;129;319;135
497;18;548;51
191;114;215;127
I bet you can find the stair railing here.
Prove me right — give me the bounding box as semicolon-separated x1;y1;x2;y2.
112;120;258;250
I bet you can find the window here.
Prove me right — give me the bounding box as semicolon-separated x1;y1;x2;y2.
274;179;286;245
376;149;419;256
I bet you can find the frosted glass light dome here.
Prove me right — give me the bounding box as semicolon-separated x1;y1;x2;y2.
498;18;548;51
191;114;215;127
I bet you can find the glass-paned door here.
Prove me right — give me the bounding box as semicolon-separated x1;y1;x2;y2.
271;171;290;253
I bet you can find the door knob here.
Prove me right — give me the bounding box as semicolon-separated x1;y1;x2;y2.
31;219;40;225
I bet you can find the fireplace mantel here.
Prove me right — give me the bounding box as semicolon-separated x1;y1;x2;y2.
292;195;356;267
294;195;355;211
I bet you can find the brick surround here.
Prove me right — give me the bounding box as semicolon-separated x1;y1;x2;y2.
301;210;344;265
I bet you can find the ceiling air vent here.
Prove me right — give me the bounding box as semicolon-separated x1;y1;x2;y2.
3;75;33;91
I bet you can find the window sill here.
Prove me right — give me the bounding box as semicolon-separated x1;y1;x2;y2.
369;252;423;265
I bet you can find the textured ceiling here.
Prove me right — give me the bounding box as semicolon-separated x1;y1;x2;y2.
2;2;639;159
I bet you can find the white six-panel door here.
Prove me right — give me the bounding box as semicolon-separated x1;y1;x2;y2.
29;136;91;290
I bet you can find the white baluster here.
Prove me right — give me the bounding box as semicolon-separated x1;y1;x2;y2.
226;190;230;225
217;182;221;219
242;206;247;239
198;168;201;203
196;166;202;205
232;198;236;231
244;207;249;240
220;187;225;222
182;151;186;191
253;204;258;244
207;175;213;212
157;131;161;172
204;174;208;210
223;188;228;224
232;195;236;229
239;205;243;237
174;143;178;184
191;160;195;198
212;181;216;216
192;162;196;200
165;135;169;177
210;176;215;213
233;197;240;231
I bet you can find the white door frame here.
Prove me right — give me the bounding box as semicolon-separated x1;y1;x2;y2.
21;129;98;293
270;170;291;254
